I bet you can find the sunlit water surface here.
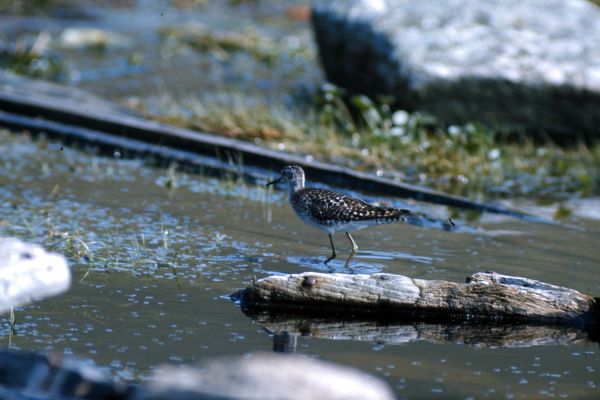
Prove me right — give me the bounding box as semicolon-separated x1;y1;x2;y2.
1;130;599;399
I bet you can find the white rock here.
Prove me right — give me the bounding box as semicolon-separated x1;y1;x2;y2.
0;237;71;313
58;28;131;50
146;353;395;400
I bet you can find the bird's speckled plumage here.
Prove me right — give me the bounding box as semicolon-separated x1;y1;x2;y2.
267;165;411;263
290;188;410;233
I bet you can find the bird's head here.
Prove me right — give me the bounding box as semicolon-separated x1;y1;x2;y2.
266;165;305;193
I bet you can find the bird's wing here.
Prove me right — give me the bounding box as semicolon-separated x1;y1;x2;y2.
303;189;410;223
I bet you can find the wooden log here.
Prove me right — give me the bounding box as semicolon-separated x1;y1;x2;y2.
234;271;599;326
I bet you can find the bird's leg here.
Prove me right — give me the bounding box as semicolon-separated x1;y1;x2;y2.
345;232;358;253
344;232;358;267
324;233;336;264
344;251;356;267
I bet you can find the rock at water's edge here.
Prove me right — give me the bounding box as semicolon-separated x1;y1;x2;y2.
312;0;600;141
0;237;71;312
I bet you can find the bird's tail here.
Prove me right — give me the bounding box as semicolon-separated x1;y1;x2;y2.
373;207;412;224
393;208;412;222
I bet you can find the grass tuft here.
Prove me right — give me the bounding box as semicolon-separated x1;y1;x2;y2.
136;84;600;199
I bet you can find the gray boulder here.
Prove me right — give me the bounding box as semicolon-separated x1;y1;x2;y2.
139;353;395;400
0;350;129;399
312;0;600;141
0;350;395;400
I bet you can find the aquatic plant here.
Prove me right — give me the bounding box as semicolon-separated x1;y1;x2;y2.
158;25;310;67
0;33;66;81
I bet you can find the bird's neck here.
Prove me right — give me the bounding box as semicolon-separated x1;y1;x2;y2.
288;179;304;195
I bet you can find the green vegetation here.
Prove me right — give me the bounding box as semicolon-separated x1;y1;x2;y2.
0;32;66;81
0;0;69;15
159;27;290;66
0;129;271;273
1;0;598;201
0;49;65;81
140;84;600;200
140;6;600;201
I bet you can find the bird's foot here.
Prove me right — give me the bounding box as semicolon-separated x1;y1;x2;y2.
344;251;356;267
324;253;336;265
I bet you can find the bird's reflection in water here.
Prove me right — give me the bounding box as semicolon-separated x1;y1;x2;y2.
286;249;438;273
286;255;384;273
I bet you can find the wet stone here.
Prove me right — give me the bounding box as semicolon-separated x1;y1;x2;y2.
0;350;129;399
312;0;600;141
139;353;395;400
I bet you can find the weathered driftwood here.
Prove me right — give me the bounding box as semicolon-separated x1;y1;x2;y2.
0;237;71;313
234;271;599;326
250;313;592;349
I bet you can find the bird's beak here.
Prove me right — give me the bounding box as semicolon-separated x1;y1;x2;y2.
266;177;281;187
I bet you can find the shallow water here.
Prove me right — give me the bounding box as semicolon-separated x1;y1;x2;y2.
1;129;599;398
0;0;318;104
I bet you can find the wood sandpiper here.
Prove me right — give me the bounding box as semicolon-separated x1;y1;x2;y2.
266;165;412;264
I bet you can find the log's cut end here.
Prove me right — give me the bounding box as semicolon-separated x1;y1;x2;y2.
233;271;598;326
